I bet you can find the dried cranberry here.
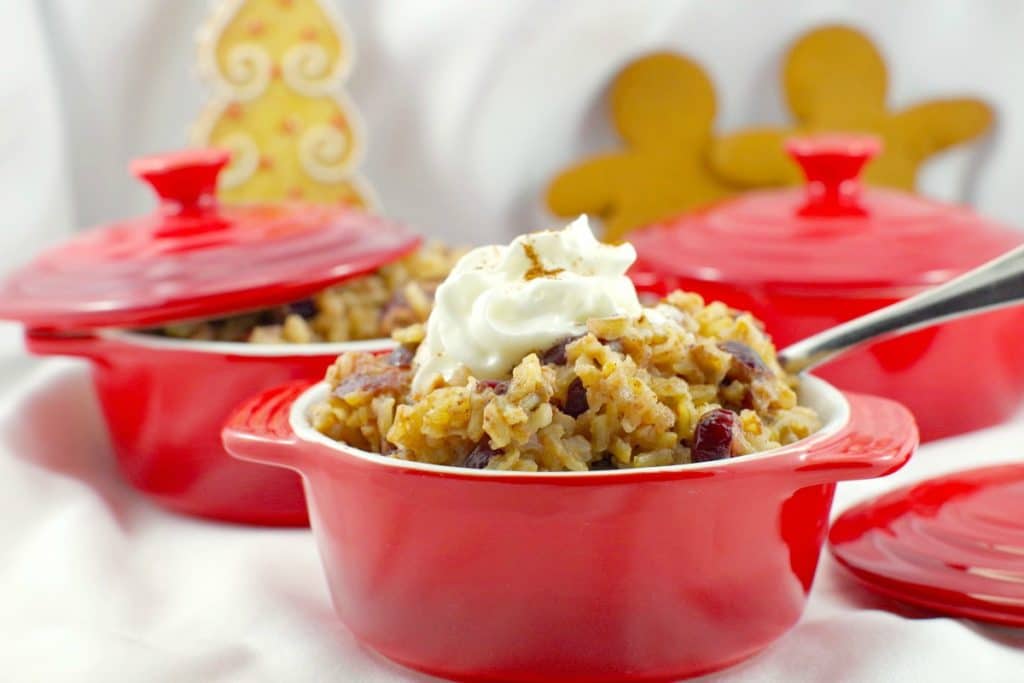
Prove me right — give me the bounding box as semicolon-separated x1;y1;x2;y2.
288;298;318;319
540;336;580;366
379;294;417;333
719;341;769;383
257;306;290;325
692;408;738;463
334;368;406;397
476;379;509;395
385;345;415;368
464;442;499;469
562;378;589;418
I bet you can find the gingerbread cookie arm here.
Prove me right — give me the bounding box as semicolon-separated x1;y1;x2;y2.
892;99;994;161
603;211;642;244
547;154;625;223
710;128;802;188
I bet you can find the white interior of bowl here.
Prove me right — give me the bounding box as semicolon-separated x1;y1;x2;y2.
102;328;396;357
289;374;850;478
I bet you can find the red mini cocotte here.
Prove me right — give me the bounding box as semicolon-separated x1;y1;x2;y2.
222;376;917;682
0;149;419;525
629;135;1024;442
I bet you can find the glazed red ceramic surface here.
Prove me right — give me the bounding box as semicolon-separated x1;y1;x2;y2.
0;149;417;525
629;134;1024;442
223;377;917;682
0;149;420;330
27;330;392;525
830;464;1024;627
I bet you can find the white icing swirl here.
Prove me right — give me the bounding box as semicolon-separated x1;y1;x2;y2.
282;43;343;96
220;43;272;100
215;132;261;188
412;216;641;394
298;123;355;183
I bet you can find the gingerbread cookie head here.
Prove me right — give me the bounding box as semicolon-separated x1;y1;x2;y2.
785;25;887;124
547;52;735;242
611;52;716;148
711;24;994;192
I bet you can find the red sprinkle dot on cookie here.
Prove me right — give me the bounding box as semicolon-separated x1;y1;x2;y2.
280;117;299;135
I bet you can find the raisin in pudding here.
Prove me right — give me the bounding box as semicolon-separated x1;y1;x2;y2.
154;242;463;343
311;217;820;471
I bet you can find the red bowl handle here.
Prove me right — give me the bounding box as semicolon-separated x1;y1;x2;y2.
24;330;109;364
795;392;918;484
222;383;917;484
222;380;313;472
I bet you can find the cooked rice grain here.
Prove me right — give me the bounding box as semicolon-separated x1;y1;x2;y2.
314;291;821;471
157;242;463;343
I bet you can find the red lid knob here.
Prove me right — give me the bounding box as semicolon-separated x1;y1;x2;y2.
130;148;229;219
786;134;881;217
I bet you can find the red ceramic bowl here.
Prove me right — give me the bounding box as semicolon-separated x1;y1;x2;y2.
630;272;1024;444
27;329;394;526
223;376;917;682
628;135;1024;443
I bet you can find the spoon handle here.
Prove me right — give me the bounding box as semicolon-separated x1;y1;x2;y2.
778;243;1024;374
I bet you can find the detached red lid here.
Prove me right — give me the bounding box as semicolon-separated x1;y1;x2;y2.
630;135;1022;292
0;149;420;330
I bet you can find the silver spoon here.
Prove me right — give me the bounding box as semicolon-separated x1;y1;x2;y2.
778;243;1024;374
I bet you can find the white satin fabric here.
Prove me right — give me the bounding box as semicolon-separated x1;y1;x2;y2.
3;0;1023;269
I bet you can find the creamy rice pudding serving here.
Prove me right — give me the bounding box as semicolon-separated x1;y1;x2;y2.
311;217;820;471
154;243;463;343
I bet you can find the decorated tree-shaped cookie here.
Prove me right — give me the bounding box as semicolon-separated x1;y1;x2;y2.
193;0;375;206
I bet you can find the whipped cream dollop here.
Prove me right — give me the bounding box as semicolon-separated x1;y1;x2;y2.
412;216;642;394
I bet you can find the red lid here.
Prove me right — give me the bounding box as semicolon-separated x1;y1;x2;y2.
630;134;1022;292
0;149;420;330
830;463;1024;626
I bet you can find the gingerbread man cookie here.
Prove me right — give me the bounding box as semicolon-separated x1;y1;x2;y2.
710;25;993;191
546;52;736;241
192;0;375;207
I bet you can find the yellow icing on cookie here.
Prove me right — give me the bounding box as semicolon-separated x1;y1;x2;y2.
546;52;736;241
711;25;993;191
193;0;375;207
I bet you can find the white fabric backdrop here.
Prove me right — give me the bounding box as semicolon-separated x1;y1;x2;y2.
3;1;1024;681
3;0;1024;269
